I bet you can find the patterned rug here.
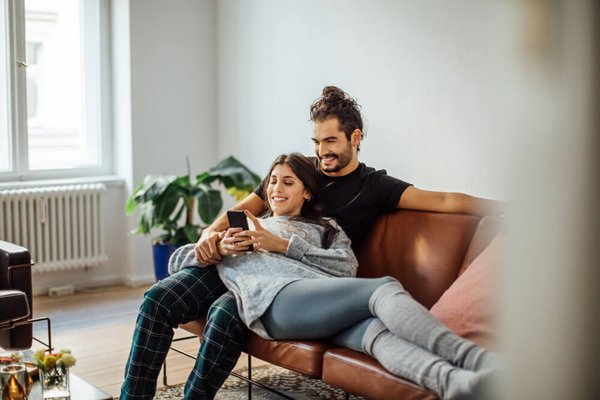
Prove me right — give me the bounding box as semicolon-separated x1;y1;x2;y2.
154;365;363;399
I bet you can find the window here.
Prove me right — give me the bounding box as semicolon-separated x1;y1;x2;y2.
0;2;10;172
0;0;110;180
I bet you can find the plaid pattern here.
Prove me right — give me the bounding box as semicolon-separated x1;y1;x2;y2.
120;266;245;400
184;291;244;399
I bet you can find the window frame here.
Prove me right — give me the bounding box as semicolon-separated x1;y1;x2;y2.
0;0;112;182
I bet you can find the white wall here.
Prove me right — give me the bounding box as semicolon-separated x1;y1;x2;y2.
216;0;517;199
33;0;218;292
124;0;218;284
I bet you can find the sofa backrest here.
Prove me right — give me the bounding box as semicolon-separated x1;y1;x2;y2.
458;216;503;275
356;210;482;309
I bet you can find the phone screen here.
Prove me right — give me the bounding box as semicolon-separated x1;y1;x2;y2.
226;210;253;251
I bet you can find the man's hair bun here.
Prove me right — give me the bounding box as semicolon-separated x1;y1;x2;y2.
322;86;345;99
310;86;364;150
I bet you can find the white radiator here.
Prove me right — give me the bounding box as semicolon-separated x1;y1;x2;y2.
0;184;108;273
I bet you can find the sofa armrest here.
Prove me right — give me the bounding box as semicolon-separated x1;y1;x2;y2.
0;240;33;350
0;290;30;326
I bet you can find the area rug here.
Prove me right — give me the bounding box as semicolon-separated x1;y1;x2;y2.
154;364;363;399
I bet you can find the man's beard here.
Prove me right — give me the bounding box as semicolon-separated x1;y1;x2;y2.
318;142;353;173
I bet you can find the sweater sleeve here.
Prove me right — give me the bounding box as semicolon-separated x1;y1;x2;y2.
285;222;358;278
167;243;203;275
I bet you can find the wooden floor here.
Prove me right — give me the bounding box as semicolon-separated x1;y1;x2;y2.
29;285;255;399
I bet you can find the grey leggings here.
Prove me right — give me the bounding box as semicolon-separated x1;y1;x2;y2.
261;276;394;352
261;276;497;399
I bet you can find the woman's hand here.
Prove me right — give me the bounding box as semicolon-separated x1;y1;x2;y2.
243;210;289;254
217;227;254;256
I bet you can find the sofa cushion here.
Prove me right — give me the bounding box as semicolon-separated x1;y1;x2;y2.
245;333;333;378
0;290;30;325
179;319;332;378
458;216;503;275
322;348;438;400
430;235;503;348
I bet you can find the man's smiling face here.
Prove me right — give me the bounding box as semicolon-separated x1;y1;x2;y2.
311;118;357;177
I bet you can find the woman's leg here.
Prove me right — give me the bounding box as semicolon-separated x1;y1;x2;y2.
262;277;493;399
368;281;495;371
261;276;395;339
263;277;495;371
331;317;375;352
121;266;227;400
333;319;484;399
362;319;484;400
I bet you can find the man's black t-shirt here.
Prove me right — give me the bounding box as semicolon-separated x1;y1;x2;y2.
255;158;411;250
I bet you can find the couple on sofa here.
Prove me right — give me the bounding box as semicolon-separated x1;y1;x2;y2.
120;86;502;400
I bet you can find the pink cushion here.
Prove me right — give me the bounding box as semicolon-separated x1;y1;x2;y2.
430;235;503;349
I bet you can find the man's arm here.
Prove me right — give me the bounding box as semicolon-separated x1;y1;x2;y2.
195;193;265;264
398;186;504;216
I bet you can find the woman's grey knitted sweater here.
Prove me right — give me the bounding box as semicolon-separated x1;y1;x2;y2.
168;216;358;339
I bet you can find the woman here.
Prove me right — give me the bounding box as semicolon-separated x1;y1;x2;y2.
170;153;496;400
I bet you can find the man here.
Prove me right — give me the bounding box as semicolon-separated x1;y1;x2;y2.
121;86;502;399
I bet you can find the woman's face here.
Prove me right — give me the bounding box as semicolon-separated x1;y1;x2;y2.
267;163;311;217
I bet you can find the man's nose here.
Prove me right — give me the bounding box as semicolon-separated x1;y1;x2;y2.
318;144;327;155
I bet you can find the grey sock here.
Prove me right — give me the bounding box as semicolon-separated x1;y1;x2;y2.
368;280;497;371
362;319;480;399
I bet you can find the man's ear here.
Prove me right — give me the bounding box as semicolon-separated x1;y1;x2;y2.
351;129;362;147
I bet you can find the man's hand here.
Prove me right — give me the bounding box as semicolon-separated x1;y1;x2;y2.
195;229;223;265
242;211;289;254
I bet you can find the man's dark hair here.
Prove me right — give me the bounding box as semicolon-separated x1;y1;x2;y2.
309;86;364;150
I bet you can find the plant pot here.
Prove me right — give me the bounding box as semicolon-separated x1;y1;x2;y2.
152;242;180;281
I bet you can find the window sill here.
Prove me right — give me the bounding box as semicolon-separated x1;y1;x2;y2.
0;175;125;190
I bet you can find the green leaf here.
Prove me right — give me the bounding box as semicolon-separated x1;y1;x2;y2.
183;225;201;243
197;156;261;191
36;360;46;372
137;175;178;203
197;188;223;224
154;186;183;221
125;182;144;214
138;203;155;235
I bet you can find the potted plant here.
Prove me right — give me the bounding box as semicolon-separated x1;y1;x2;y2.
125;156;261;280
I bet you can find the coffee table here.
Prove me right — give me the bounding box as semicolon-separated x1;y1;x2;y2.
28;373;112;400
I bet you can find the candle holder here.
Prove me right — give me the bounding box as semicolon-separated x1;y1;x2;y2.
0;363;33;399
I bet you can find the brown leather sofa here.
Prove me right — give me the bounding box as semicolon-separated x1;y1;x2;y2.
0;240;34;350
178;209;500;399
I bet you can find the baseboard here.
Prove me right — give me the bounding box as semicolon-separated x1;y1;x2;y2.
124;273;155;288
32;274;140;296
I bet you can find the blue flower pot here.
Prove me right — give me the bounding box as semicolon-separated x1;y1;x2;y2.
152;242;179;281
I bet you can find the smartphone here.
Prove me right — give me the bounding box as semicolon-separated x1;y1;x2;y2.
226;210;253;251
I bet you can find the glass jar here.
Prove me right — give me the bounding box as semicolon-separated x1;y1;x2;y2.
39;367;70;399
